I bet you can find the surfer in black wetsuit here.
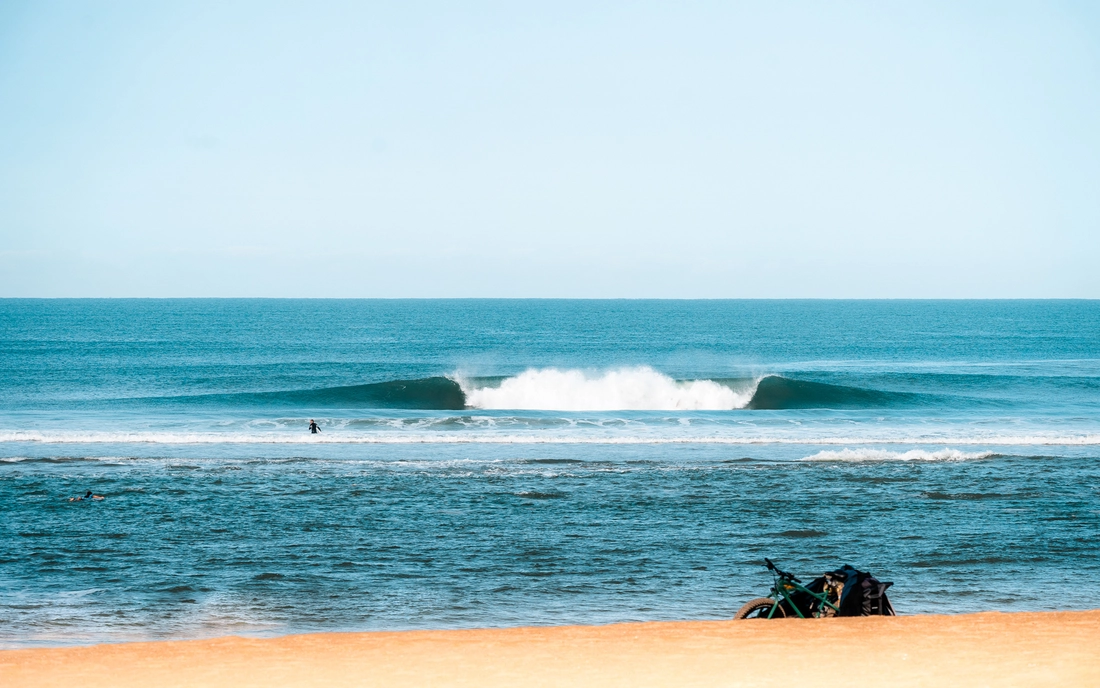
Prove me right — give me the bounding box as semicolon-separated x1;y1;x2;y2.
70;490;104;502
309;419;320;434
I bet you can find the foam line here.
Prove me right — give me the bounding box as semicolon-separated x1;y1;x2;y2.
801;448;997;462
1;431;1098;445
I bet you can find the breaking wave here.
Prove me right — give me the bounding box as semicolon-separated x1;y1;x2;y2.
458;368;918;411
134;369;921;411
461;367;753;411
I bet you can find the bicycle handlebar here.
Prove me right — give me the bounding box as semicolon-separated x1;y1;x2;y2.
763;558;799;582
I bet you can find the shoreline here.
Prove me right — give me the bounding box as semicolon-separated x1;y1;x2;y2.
3;610;1099;687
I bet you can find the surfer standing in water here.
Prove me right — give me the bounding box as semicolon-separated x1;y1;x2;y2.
309;419;320;434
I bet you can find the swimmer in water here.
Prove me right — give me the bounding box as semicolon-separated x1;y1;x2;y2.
309;419;320;434
69;491;105;502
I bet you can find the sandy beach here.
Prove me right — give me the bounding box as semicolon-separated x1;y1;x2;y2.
3;610;1098;688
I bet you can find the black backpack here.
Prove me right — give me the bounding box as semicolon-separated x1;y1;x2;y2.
830;565;895;616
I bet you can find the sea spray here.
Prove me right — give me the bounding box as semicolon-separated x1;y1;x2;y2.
460;367;756;411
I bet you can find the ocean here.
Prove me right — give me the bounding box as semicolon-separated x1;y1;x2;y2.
2;299;1098;647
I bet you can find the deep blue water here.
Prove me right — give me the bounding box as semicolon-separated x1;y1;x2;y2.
1;299;1099;646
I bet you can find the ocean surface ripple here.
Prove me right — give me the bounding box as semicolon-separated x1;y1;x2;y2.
1;299;1098;646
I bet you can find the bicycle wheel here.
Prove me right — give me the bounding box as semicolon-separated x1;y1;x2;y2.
734;598;785;619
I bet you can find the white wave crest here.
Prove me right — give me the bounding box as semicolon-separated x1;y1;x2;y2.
460;367;754;411
801;448;997;462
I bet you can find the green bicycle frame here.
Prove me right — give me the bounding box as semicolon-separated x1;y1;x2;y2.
763;576;840;619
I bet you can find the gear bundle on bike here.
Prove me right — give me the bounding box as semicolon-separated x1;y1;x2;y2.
735;559;895;619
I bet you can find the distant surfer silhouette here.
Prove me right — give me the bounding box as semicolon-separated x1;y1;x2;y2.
69;491;104;502
309;419;320;434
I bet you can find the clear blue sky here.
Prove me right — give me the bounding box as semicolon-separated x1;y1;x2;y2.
1;1;1097;297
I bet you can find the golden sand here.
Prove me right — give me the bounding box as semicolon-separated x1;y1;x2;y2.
3;610;1098;687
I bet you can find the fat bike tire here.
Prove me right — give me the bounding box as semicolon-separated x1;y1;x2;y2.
734;598;785;619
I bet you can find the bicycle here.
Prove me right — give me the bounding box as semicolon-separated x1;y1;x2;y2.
734;558;843;619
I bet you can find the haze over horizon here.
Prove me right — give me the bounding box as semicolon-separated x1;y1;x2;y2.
1;1;1098;298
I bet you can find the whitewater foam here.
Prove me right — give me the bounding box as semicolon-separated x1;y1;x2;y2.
460;367;754;411
801;448;998;462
